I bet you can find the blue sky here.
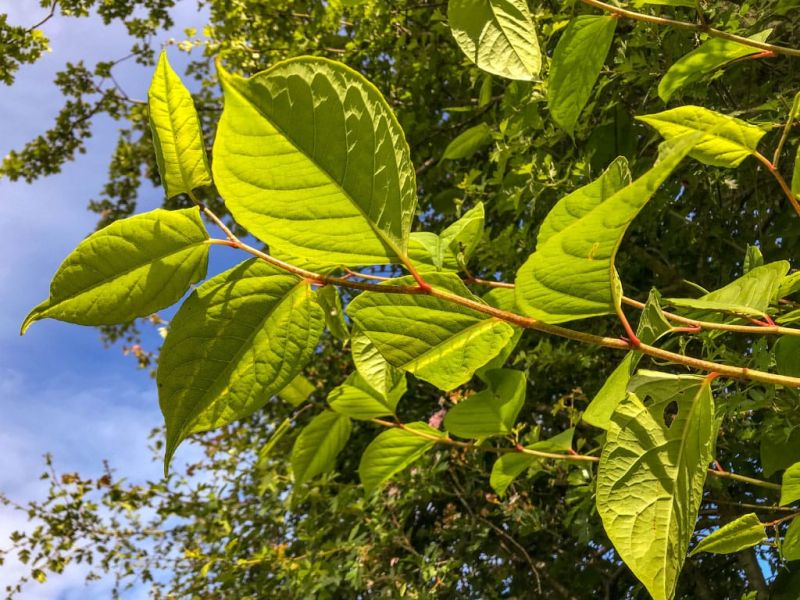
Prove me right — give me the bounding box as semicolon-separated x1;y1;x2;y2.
0;3;210;597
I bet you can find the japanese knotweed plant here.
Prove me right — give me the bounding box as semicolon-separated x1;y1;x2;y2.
21;2;800;597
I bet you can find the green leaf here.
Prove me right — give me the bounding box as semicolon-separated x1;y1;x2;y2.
689;513;767;556
761;426;800;477
257;417;292;466
444;368;525;438
597;374;714;600
516;138;696;324
213;57;417;267
781;462;800;506
442;123;493;159
447;0;541;81
633;0;695;6
793;144;800;198
637;106;766;168
583;289;672;429
291;411;352;484
350;324;405;397
278;374;316;407
547;16;617;135
328;371;406;420
784;518;800;561
359;422;445;493
408;203;485;272
489;428;575;497
666;261;789;320
21;208;209;333
148;51;212;199
316;285;349;342
157;259;325;469
777;271;800;300
657;30;773;102
744;245;764;274
348;273;516;390
775;336;800;378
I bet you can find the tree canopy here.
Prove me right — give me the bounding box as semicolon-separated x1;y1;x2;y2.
4;1;800;598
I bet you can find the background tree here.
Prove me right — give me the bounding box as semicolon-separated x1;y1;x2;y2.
3;1;800;598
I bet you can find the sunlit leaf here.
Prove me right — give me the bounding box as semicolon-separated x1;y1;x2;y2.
689;513;766;556
316;285;349;341
547;15;617;135
213;57;417;267
279;374;316;407
148;51;212;198
658;30;773;102
22;208;208;333
447;0;541;81
348;273;516;390
781;462;800;506
158;259;325;469
516;137;696;324
350;324;405;397
783;518;800;561
359;422;445;493
291;410;352;484
490;428;575;497
637;106;766;168
444;368;525;438
328;371;406;420
597;373;714;600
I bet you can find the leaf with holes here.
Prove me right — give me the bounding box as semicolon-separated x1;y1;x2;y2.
597;373;714;600
637;106;766;168
447;0;541;81
148;51;212;198
348;273;516;390
359;422;445;493
22;208;209;333
157;259;325;470
213;57;417;267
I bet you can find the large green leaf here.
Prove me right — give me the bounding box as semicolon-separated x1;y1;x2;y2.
22;208;208;333
781;462;800;506
583;289;672;429
444;368;525;438
291;410;352;484
658;30;773;102
157;259;325;468
637;106;766;168
516;138;696;324
328;371;406;420
359;422;445;493
689;513;767;556
761;425;800;477
213;57;417;267
597;374;715;600
547;15;617;135
148;51;212;199
348;273;516;390
667;261;789;320
489;428;575;497
447;0;541;81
